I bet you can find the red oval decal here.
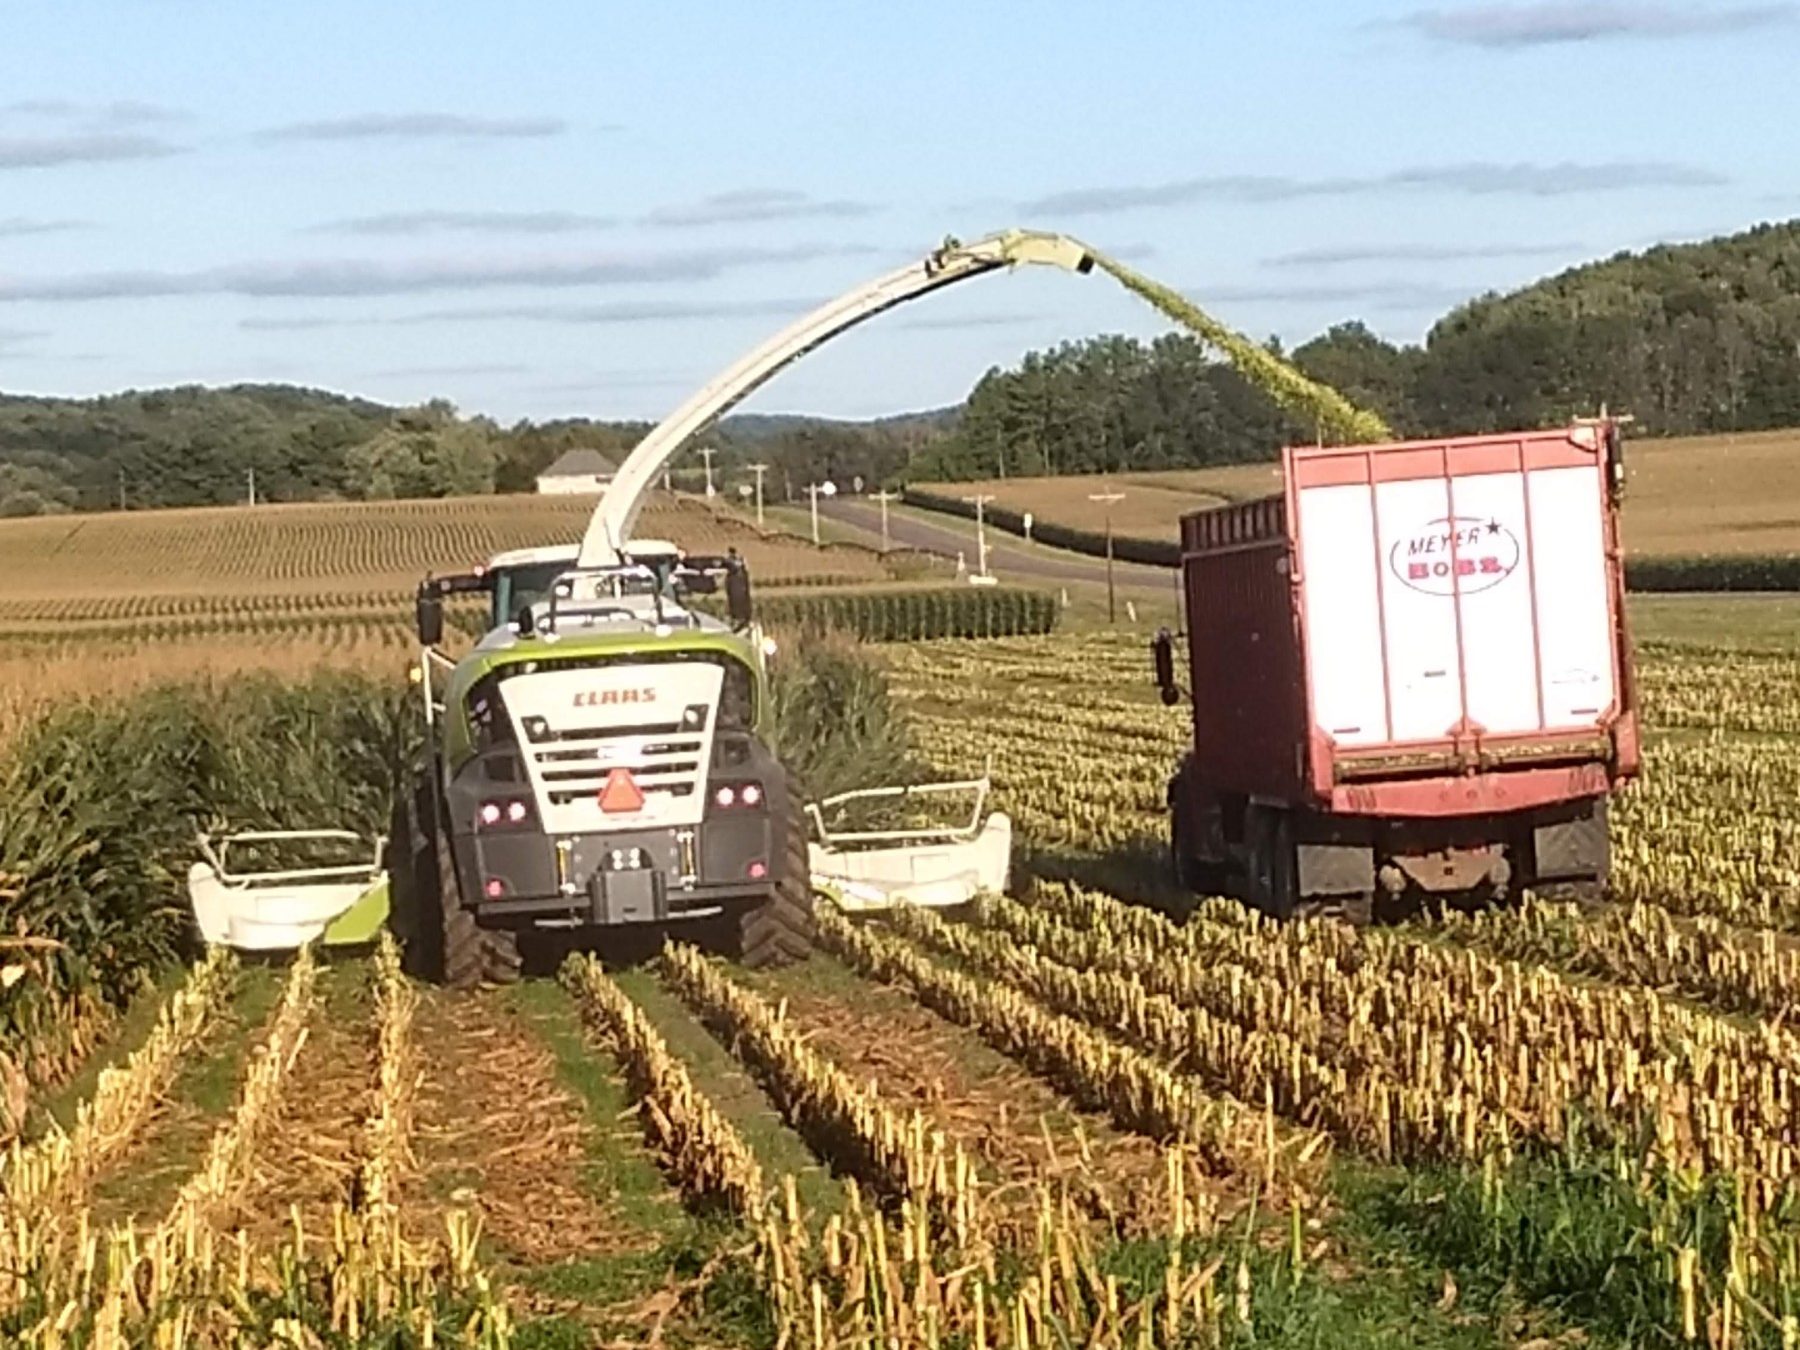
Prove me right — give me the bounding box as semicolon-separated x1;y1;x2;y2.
1388;515;1520;596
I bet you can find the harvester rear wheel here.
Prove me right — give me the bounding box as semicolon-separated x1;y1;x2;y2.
1245;805;1298;920
738;773;814;969
432;825;521;990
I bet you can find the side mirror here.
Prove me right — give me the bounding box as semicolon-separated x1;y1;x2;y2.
1151;628;1180;707
415;588;445;647
725;564;753;630
515;604;536;637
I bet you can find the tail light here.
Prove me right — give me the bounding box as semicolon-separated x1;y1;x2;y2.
709;782;766;812
476;797;536;830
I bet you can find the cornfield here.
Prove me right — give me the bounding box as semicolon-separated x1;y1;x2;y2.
0;600;1794;1342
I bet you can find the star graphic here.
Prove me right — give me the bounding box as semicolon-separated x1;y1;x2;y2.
1485;519;1502;535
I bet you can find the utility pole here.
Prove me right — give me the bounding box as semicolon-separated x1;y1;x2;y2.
246;466;256;507
698;445;717;498
747;463;769;526
1088;488;1125;623
806;480;838;544
961;493;996;582
870;489;899;552
117;466;125;512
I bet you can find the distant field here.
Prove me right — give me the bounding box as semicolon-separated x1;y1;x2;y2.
0;491;888;609
0;490;911;726
916;427;1800;557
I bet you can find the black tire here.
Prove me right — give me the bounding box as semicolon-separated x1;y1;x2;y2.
397;774;520;990
1245;806;1298;920
738;773;814;969
1168;774;1201;892
389;780;439;980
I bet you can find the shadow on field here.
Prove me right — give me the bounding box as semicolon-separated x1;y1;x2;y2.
513;911;744;978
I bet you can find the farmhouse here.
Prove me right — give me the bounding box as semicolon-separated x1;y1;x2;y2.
535;448;618;495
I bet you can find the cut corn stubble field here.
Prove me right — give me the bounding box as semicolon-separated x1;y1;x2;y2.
918;425;1800;558
4;621;1796;1345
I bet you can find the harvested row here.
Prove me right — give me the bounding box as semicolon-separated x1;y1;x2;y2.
1011;881;1800;1204
126;946;320;1321
561;951;767;1217
812;905;1315;1191
1435;896;1800;1021
0;947;237;1234
751;954;1202;1238
659;939;986;1243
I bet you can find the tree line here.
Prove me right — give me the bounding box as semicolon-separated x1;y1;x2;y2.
1;219;1794;513
925;219;1800;480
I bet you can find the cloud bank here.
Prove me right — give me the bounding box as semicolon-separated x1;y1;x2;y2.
2;245;870;303
642;189;878;227
1021;160;1723;215
0;133;180;169
260;112;566;142
1266;241;1581;266
1399;3;1793;48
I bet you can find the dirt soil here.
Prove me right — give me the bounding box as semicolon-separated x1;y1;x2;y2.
407;986;647;1268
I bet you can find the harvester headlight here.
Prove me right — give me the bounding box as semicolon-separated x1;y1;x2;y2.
761;636;779;658
523;716;550;741
682;703;708;728
478;802;502;826
715;785;736;808
741;783;763;806
505;800;530;824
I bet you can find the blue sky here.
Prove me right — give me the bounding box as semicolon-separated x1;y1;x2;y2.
2;0;1796;422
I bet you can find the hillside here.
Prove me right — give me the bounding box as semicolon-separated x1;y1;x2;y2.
916;219;1800;482
914;426;1800;561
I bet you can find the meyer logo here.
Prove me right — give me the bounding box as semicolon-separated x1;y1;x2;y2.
573;687;657;708
1388;516;1520;596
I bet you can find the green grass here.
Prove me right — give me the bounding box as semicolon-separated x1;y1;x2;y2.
1628;592;1800;650
503;978;772;1350
33;961;188;1138
86;963;281;1225
612;968;841;1216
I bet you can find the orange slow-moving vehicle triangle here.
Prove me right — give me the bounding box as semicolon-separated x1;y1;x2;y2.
598;768;646;813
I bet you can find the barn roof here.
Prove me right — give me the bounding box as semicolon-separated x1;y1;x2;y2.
538;448;619;478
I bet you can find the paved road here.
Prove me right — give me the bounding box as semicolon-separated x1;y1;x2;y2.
820;498;1179;595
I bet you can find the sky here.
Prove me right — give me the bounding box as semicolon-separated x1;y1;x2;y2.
1;0;1796;423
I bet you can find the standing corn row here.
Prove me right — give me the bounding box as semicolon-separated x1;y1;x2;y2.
560;952;767;1218
659;940;986;1244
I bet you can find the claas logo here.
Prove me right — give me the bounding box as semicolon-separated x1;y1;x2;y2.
1388;516;1520;597
573;687;657;708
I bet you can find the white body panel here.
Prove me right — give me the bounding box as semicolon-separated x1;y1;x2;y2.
189;866;372;949
501;662;724;833
811;814;1012;912
1298;461;1615;749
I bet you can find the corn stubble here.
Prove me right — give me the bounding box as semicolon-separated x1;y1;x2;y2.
1;937;512;1347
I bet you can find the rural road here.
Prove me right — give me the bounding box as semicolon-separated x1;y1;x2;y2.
819;497;1180;595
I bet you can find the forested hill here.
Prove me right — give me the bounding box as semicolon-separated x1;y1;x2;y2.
923;219;1800;480
3;219;1796;511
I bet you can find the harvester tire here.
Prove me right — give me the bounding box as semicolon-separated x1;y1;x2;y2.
433;816;522;991
738;774;814;969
